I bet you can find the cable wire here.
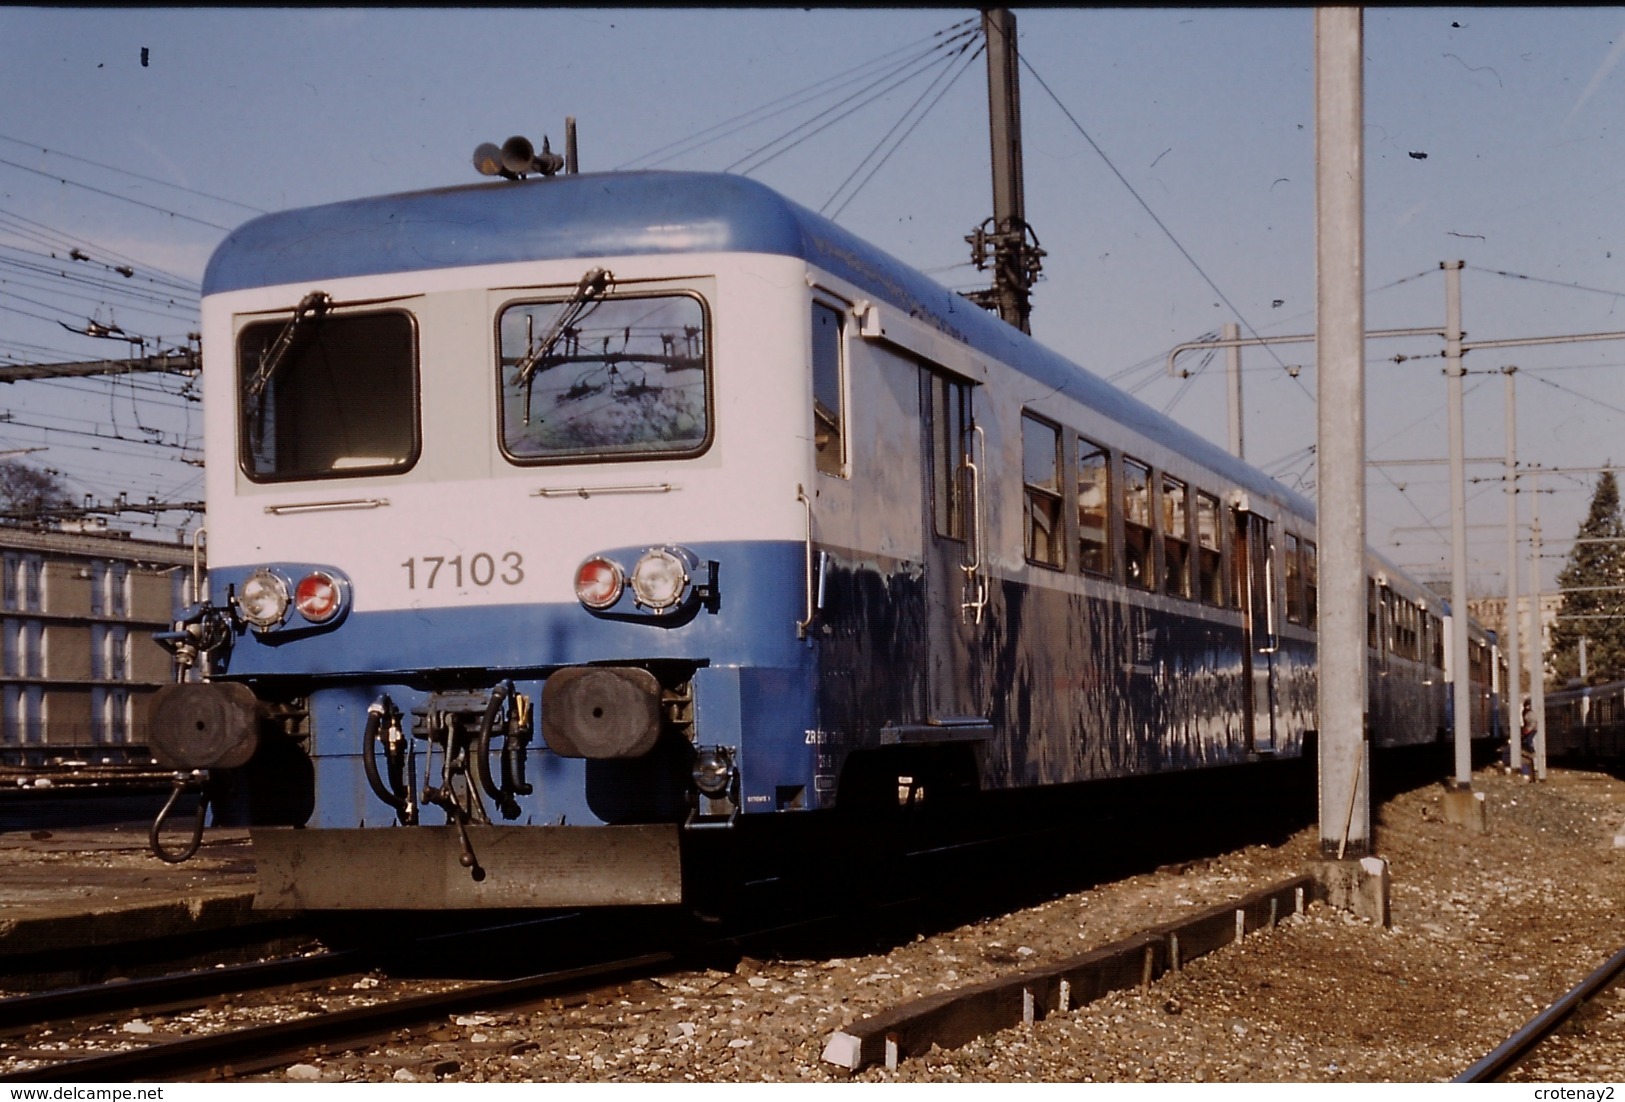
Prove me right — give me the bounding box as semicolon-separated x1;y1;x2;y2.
823;38;983;219
621;17;979;171
726;31;976;177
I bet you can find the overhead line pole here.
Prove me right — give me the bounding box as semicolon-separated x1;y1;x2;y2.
1444;260;1473;789
967;8;1043;334
1315;6;1370;859
1224;321;1243;458
1502;366;1522;772
1528;467;1547;781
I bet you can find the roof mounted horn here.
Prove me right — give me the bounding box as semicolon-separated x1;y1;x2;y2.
473;134;565;180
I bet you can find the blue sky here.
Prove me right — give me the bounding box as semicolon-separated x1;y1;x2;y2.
2;7;1624;595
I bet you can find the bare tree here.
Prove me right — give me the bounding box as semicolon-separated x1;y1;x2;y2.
0;460;74;525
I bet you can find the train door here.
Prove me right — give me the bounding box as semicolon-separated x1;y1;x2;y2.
921;369;988;728
1235;507;1279;753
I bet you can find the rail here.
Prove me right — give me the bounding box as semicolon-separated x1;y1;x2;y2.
0;952;674;1082
1453;944;1625;1081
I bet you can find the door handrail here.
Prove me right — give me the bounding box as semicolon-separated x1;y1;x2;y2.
796;483;815;639
961;425;989;624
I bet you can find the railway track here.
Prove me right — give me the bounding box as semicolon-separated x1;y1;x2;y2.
0;952;677;1082
0;811;1129;1082
1455;945;1625;1082
0;765;1341;1083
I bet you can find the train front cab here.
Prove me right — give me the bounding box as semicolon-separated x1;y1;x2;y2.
157;237;879;909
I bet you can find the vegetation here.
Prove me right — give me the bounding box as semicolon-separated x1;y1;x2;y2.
0;459;74;525
1548;468;1625;686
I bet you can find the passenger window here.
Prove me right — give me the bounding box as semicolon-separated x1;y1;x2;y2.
1162;475;1190;598
929;373;969;541
1077;438;1111;576
238;309;419;481
1122;458;1154;590
1368;579;1379;649
811;302;845;477
1196;491;1222;604
1285;533;1304;624
1303;540;1318;628
1022;414;1063;568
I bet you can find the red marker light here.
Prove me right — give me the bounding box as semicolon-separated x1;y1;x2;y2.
575;557;624;610
294;571;342;623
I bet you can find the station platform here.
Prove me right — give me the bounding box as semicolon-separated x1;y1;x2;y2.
0;789;264;971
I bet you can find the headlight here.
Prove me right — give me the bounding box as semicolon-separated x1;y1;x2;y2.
237;569;290;628
630;548;690;612
575;556;625;610
691;746;735;796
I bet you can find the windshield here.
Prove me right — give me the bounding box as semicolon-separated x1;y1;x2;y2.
237;308;418;481
497;292;709;463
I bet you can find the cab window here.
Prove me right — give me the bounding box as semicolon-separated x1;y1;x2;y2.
811;302;845;477
238;308;419;482
497;292;709;463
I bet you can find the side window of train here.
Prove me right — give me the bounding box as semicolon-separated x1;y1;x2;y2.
496;292;710;463
1077;437;1111;577
1122;457;1154;590
929;373;970;541
1195;490;1222;604
1022;414;1064;568
1228;510;1245;610
238;309;419;481
1303;540;1318;628
811;301;846;478
1162;475;1190;598
1284;533;1304;624
1367;579;1379;650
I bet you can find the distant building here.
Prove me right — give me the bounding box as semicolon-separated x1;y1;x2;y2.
0;526;192;764
1467;592;1565;691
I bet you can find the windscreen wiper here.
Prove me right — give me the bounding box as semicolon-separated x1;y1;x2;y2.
513;268;615;386
245;290;332;407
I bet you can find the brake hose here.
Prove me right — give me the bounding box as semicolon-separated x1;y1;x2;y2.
362;696;413;824
149;772;209;864
474;681;522;820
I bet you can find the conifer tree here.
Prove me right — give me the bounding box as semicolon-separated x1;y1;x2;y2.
1549;469;1625;686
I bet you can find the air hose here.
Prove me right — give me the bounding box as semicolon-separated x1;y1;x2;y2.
362;695;415;824
149;771;209;864
473;680;527;820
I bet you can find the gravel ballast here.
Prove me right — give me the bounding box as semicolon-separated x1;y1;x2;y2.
313;765;1625;1083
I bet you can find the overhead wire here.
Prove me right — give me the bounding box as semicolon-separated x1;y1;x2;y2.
1525;370;1625;421
0;133;267;216
621;17;979;171
727;29;979;177
1018;54;1308;406
0;156;235;232
1471;263;1625;304
0;212;200;292
822;36;984;219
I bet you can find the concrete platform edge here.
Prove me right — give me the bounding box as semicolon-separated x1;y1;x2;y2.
820;874;1315;1073
0;887;273;958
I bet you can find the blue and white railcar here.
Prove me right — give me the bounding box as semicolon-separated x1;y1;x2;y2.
151;170;1488;909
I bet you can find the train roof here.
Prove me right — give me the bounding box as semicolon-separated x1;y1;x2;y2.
205;170;1313;524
